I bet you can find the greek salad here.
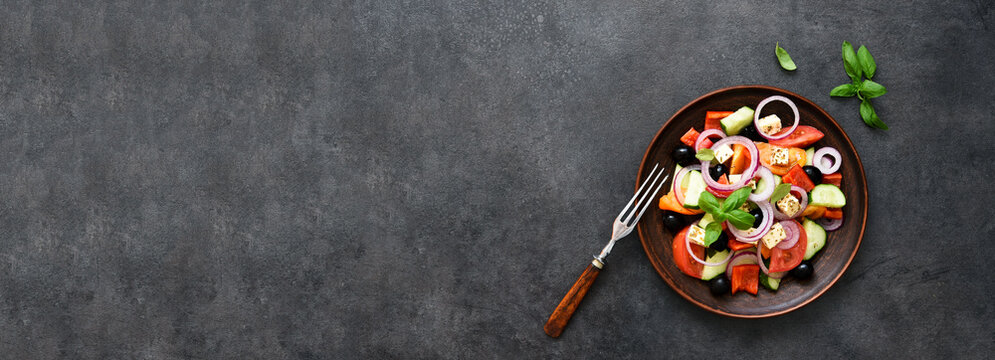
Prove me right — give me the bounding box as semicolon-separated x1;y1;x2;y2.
658;95;846;296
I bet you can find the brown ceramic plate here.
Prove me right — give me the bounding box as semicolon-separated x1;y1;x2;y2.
635;85;867;318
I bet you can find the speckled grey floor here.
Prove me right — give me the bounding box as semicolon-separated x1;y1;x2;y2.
0;0;991;358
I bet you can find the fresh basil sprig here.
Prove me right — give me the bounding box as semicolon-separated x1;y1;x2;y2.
775;42;796;71
695;148;715;162
769;183;792;203
831;42;889;130
697;187;755;246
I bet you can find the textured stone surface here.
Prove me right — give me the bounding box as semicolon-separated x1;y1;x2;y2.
0;0;991;358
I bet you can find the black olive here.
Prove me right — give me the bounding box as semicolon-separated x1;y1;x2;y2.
791;261;813;279
708;232;729;252
709;276;731;295
662;211;686;233
672;145;697;166
738;124;766;142
750;207;764;228
803;166;822;184
709;164;729;181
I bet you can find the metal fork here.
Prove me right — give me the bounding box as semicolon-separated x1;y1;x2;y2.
543;163;670;338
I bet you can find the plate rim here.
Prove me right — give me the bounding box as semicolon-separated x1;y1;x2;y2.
635;84;868;318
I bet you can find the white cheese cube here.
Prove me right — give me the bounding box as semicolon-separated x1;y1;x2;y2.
713;144;734;164
686;224;707;247
761;222;786;249
757;114;783;136
770;146;790;166
776;193;801;216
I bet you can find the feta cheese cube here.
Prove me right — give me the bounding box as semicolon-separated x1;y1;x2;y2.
757;114;782;136
761;222;786;249
713;144;734;164
776;193;801;216
686;224;707;247
770;146;789;166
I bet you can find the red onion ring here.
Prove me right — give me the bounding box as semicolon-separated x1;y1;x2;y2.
748;167;775;202
817;216;843;231
728;200;773;243
694;129;726;152
685;224;734;267
755;246;787;278
700;136;759;193
813;147;842;174
772;186;808;220
775;220;801;249
753;95;800;140
725;251;759;279
672;165;701;205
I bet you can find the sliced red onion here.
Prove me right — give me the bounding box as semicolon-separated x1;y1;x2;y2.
672;164;701;205
725;251;759;279
775;220;801;249
754;95;800;140
685;225;733;267
748;167;776;202
700;136;759;193
813;147;842;174
728;200;773;243
694;129;726;152
772;186;809;220
817;216;843;231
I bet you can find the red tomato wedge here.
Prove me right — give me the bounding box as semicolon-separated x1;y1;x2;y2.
680;128;700;147
782;164;816;192
822;173;842;187
756;142;806;176
730;264;759;295
672;226;704;279
728;238;754;251
705;111;734;131
768;220;807;272
769;125;824;148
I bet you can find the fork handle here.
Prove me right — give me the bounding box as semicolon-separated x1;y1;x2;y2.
543;259;603;338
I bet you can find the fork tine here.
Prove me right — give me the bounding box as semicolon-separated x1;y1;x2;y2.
629;172;669;226
615;163;659;221
622;164;666;225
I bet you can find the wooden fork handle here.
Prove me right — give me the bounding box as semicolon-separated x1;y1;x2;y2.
544;260;603;338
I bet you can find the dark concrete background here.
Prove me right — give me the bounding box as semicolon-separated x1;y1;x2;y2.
0;0;991;358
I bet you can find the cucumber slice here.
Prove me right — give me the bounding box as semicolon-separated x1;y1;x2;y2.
809;184;846;207
754;174;782;196
673;164;684;183
698;212;717;229
759;273;781;291
682;170;707;209
701;249;731;281
802;219;827;260
719;106;756;135
805;147;815;166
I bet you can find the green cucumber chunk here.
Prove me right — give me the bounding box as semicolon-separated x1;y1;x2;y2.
701;249;731;281
809;184;846;207
802;219;827;260
673;164;684;184
719;106;756;135
759;273;781;291
682;170;707;209
698;212;717;229
805;147;815;166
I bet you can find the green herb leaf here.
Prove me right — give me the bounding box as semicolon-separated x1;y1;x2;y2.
704;222;723;246
769;183;792;203
859;80;887;98
842;41;862;82
726;209;756;230
829;83;858;97
857;45;876;78
721;187;753;213
775;42;797;71
698;190;721;215
695;148;715;162
860;100;889;130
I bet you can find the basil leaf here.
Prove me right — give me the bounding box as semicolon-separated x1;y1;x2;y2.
769;183;792;203
721;187;753;213
698;190;721;215
704;222;723;246
857;45;876;79
829;83;858;97
859;80;887;98
860;100;889;130
842;41;862;82
695;148;715;162
726;209;756;230
775;42;797;71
